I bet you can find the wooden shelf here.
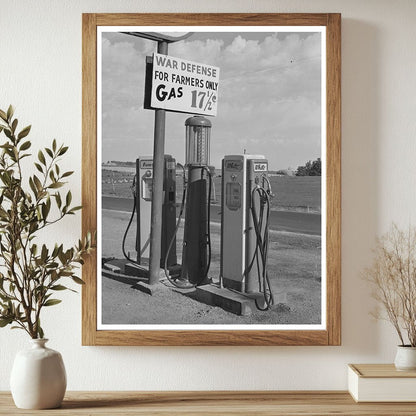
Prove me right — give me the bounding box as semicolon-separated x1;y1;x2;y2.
2;391;416;415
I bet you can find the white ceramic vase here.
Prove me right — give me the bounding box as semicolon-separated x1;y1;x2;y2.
10;338;67;409
394;345;416;371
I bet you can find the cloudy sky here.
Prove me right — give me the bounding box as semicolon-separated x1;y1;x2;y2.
100;30;322;170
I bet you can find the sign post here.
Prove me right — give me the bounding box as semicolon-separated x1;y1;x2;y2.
124;31;219;289
148;41;168;287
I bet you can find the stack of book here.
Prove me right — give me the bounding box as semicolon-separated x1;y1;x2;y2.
348;364;416;402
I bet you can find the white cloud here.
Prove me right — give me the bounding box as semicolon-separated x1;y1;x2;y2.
101;31;322;169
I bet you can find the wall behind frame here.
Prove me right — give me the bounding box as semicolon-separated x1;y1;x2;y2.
1;0;416;390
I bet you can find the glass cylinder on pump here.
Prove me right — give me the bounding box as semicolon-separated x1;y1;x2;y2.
185;116;211;166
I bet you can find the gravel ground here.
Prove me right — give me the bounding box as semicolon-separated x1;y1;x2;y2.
101;209;322;326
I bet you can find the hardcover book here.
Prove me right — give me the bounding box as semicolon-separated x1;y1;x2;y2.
348;364;416;402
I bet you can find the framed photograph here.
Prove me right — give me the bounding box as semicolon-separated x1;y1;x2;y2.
82;13;341;346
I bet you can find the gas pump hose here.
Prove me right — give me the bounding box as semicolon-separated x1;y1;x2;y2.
121;176;148;271
200;166;213;281
121;175;137;263
250;185;274;310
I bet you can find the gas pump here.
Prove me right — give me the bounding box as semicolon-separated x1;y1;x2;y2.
163;116;213;288
122;155;177;274
135;157;153;262
221;154;274;309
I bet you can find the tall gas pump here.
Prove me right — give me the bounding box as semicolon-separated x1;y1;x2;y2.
122;155;177;276
179;116;213;286
220;154;274;309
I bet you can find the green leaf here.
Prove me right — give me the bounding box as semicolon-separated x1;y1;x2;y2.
69;206;82;214
38;325;44;339
38;150;46;165
41;202;50;221
0;317;13;327
71;276;85;285
51;244;59;258
52;139;57;152
41;244;48;262
61;171;74;179
48;182;64;189
65;191;72;207
11;118;18;133
45;148;53;158
3;129;12;140
34;162;43;173
33;175;42;192
17;125;31;140
0;109;7;121
6;105;14;122
0;142;12;149
58;146;68;156
43;299;62;307
50;284;68;291
29;177;37;197
31;244;38;256
55;192;62;208
58;250;67;264
19;140;31;151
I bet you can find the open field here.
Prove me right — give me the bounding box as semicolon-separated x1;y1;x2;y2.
102;167;321;213
271;175;321;212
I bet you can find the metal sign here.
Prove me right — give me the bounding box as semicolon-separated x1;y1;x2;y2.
150;53;220;116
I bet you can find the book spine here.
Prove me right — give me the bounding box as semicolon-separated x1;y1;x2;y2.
347;366;359;402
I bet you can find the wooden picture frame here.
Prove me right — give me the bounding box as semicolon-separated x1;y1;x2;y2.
82;13;341;346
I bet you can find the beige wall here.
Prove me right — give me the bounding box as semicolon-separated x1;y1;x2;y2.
1;0;415;390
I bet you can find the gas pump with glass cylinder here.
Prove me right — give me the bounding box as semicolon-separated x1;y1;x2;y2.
166;116;213;288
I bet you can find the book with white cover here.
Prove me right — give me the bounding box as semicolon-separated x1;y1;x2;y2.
348;364;416;402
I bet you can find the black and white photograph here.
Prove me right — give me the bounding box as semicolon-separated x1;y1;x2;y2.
97;27;326;330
